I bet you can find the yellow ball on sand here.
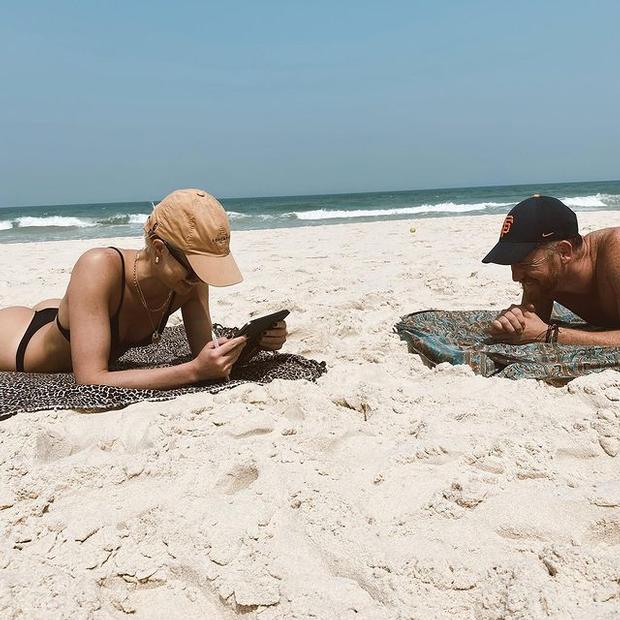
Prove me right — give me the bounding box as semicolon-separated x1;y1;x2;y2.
409;226;416;234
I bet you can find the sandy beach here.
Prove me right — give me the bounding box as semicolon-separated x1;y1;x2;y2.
1;212;619;619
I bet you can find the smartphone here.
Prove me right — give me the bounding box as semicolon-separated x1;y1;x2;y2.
236;309;290;342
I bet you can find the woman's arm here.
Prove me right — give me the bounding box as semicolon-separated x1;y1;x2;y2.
68;250;244;388
181;282;214;356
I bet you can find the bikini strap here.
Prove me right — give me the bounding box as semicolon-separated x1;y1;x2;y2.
56;314;71;341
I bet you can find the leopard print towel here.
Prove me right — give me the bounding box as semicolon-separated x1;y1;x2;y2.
0;325;326;420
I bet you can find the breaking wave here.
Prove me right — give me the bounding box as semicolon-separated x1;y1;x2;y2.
290;201;511;221
13;216;96;228
560;193;619;208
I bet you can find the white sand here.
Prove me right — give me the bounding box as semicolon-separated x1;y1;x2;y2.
1;212;619;619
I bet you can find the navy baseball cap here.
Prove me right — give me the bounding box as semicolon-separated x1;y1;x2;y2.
482;195;579;265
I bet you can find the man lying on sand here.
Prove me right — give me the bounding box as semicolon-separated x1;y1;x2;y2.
482;194;620;345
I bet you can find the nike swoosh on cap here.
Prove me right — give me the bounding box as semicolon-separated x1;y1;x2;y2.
542;232;554;237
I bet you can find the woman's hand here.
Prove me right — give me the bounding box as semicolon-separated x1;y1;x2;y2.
488;304;548;344
258;320;287;351
192;336;247;381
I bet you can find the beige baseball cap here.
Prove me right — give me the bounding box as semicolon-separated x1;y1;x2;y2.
144;188;243;286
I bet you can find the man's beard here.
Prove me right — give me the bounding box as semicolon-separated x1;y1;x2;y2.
521;263;562;296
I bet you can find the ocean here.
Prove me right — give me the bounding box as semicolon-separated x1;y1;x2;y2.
1;179;619;244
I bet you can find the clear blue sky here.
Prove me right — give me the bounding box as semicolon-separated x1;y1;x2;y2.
1;1;619;206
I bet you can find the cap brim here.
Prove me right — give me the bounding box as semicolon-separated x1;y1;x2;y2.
187;253;243;286
482;241;539;265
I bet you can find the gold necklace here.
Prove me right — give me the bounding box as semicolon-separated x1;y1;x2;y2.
132;251;173;343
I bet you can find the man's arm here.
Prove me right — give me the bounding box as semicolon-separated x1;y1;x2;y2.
556;328;620;346
556;235;620;345
489;291;554;342
555;251;620;345
521;290;553;322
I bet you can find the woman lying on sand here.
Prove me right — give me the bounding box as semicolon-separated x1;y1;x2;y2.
0;188;287;387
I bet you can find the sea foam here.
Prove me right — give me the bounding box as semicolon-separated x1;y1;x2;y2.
291;201;511;221
15;216;96;228
560;193;616;208
129;213;148;224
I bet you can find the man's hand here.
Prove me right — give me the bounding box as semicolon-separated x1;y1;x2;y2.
258;320;287;351
488;304;549;344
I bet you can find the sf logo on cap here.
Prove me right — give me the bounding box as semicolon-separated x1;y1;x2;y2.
500;215;514;238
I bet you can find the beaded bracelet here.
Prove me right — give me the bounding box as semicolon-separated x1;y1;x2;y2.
545;322;559;343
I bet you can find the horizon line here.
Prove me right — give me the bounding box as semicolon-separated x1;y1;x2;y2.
2;177;619;210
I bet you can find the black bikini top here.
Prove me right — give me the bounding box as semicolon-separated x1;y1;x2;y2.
57;247;175;358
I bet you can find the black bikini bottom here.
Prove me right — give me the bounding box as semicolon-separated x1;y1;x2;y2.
15;307;58;372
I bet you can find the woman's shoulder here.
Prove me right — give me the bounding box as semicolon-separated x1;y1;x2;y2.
71;247;127;286
75;246;127;268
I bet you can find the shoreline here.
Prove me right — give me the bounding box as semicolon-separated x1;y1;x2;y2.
1;211;620;617
2;205;619;247
2;178;620;244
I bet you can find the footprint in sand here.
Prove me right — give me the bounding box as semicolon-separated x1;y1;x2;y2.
34;412;159;462
215;463;259;495
35;430;74;462
427;479;489;518
495;524;548;542
587;518;620;546
590;481;620;507
226;412;275;439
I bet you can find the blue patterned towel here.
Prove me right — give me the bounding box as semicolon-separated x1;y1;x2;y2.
394;307;618;383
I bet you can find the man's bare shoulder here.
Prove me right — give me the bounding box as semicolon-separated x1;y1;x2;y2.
587;227;620;254
587;229;620;279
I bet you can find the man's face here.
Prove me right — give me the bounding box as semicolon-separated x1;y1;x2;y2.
510;245;562;295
